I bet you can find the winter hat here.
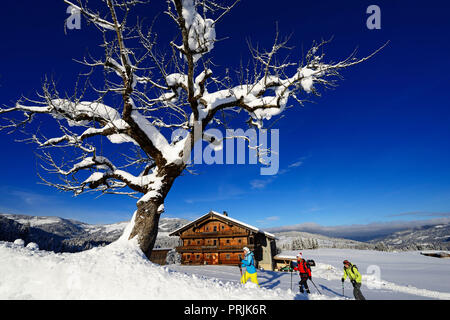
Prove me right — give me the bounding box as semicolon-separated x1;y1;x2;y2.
296;252;302;258
343;260;351;266
243;247;250;253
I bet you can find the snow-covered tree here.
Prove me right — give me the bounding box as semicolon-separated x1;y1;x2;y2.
0;0;385;257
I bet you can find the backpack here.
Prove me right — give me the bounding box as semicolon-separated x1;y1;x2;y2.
297;259;311;273
306;259;316;267
345;264;358;277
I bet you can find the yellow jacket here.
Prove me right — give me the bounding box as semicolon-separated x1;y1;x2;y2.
342;264;362;283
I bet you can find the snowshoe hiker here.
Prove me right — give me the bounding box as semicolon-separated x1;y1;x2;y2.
240;247;259;287
294;252;311;294
341;260;366;300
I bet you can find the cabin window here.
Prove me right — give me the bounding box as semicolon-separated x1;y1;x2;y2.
213;226;217;232
238;239;242;243
221;225;225;230
226;254;230;260
213;240;217;246
186;254;191;259
197;240;201;245
226;239;230;244
196;254;200;260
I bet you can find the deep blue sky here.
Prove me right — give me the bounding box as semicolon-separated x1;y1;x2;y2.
0;0;449;229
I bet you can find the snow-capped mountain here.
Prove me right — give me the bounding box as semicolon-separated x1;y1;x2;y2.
0;213;189;253
369;223;450;251
2;213;448;254
268;221;450;252
274;231;376;251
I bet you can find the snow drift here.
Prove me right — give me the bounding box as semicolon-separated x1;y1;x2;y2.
0;237;294;300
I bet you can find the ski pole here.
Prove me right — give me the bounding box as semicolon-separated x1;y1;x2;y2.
289;260;293;291
290;268;292;290
310;279;322;295
342;282;345;297
238;264;244;284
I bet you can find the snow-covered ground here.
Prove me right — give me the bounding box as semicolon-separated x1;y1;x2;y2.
1;240;449;300
170;249;450;300
168;249;450;300
0;239;292;300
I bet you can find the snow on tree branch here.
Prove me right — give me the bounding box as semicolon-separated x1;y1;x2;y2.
0;0;388;256
0;0;386;215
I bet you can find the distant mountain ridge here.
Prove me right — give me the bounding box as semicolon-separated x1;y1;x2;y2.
1;213;448;254
267;220;450;251
0;213;189;253
275;230;376;251
369;223;450;250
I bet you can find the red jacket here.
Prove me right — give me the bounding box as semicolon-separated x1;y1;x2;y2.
294;259;311;277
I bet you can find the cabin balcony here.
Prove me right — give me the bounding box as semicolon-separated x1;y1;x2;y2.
176;244;255;253
182;259;243;265
180;231;250;238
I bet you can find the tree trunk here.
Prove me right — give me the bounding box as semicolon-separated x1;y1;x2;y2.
129;199;163;259
128;164;183;259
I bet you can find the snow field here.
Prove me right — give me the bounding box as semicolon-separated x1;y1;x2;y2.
168;249;450;300
2;241;449;300
276;249;450;300
0;240;294;300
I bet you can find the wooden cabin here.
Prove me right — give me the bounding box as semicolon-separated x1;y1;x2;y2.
420;251;450;258
273;254;296;271
149;248;171;265
169;211;277;270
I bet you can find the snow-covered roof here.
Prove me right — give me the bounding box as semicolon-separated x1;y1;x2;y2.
273;254;296;260
169;210;276;239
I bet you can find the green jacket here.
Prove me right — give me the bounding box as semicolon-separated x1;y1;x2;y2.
342;264;362;283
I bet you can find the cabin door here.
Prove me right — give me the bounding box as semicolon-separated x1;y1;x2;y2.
204;252;218;265
212;253;218;265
